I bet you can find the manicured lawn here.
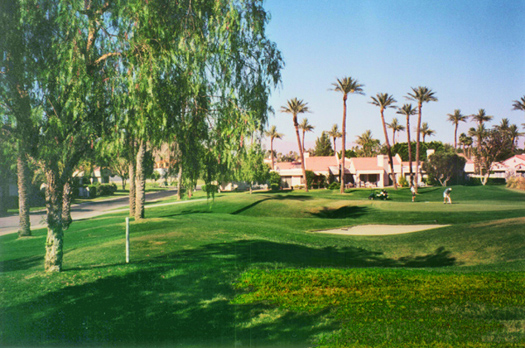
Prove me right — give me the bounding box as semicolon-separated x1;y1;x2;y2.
1;185;524;347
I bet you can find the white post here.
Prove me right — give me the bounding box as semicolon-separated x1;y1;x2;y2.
125;217;130;264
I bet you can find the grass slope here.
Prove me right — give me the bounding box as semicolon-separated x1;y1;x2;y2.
0;185;524;347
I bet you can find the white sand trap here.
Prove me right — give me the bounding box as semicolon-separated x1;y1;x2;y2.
315;224;448;236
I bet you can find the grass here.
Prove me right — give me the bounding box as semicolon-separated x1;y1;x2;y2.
0;185;524;347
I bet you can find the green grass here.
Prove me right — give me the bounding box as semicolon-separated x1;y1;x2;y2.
1;185;524;347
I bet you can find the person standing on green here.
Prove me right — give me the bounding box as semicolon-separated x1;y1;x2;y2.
443;188;452;204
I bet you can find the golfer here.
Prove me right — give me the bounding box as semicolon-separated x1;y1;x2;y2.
411;186;416;202
443;188;452;204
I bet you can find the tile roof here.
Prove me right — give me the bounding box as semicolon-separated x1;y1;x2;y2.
351;157;384;171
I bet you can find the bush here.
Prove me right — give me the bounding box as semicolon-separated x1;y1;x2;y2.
467;177;506;186
328;182;340;190
507;176;525;190
98;183;117;196
269;172;281;190
305;170;316;190
87;185;97;198
202;184;218;195
398;176;409;188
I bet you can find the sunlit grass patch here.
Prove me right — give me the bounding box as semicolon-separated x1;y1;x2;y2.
233;268;525;346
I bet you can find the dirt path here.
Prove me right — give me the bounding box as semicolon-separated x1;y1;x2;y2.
314;224;448;236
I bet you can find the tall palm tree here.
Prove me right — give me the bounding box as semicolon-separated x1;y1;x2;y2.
331;76;364;193
264;125;283;170
397;104;417;186
406;86;438;192
281;98;310;192
327;124;342;156
387;118;405;145
469;124;488;175
508;124;523;152
447;109;468;149
298;118;315;152
419;122;436;142
471;109;493;126
370;93;398;188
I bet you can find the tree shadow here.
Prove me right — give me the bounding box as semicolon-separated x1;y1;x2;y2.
0;240;457;347
310;205;369;219
0;255;43;272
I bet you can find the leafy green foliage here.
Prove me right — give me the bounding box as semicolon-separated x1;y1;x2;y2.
423;152;466;186
312;131;334;156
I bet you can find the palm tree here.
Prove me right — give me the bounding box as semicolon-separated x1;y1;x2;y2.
406;86;438;192
469;124;488;175
331;76;364;193
512;96;525;112
264;125;283;170
387;118;405;145
356;130;380;157
298;118;315;152
508;124;523;152
327;124;342;156
370;93;398;188
458;133;473;157
397;104;417;186
471;109;493;126
280;98;310;191
419;122;436;142
447;109;468;149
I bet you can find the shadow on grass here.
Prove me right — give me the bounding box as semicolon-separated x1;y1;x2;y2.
310;205;369;219
0;240;456;347
0;255;43;272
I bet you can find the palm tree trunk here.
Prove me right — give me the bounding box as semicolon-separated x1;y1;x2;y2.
135;140;146;220
392;130;396;145
270;139;275;170
406;115;414;187
44;167;64;272
332;138;337;157
340;96;347;194
17;152;31;237
302;130;306;152
294;117;308;192
454;124;458;149
414;103;422;192
61;177;73;230
380;109;398;189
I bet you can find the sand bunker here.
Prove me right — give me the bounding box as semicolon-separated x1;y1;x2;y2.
315;224;447;236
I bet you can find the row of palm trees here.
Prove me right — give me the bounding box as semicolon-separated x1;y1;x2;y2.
268;87;524;194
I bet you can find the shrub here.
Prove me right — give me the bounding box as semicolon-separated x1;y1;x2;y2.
398;176;409;188
270;183;280;191
328;182;340;190
507;176;525;190
269;172;281;190
87;185;97;198
98;183;117;196
305;170;316;190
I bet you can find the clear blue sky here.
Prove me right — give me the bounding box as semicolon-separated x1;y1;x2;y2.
262;0;525;154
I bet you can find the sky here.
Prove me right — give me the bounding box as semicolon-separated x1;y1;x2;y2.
260;0;525;154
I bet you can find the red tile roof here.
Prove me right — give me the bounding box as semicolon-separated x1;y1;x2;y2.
351;157;383;171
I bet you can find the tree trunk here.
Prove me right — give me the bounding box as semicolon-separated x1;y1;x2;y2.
0;184;6;217
61;177;73;230
270;139;275;170
135;140;146;220
129;162;136;217
406;115;414;187
121;177;126;191
340;95;347;193
414;103;422;192
294;117;308;192
44;167;64;273
380;109;398;189
177;165;182;200
17;152;31;237
454;125;458;149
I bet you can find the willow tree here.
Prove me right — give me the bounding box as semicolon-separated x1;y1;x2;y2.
406;87;437;192
370;93;397;188
0;0;40;237
332;77;364;193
